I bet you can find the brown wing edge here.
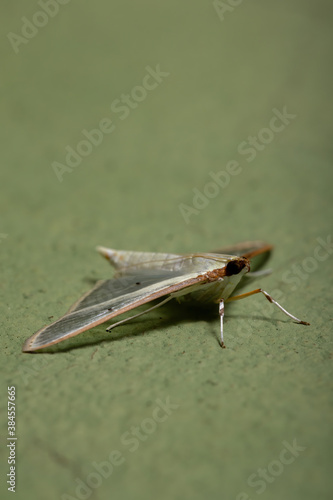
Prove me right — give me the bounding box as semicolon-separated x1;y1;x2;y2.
212;240;273;257
22;273;209;352
240;243;273;260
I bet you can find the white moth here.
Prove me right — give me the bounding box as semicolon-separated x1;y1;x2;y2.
22;241;309;352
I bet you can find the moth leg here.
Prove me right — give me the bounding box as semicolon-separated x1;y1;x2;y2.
219;299;226;348
226;288;310;325
106;296;173;332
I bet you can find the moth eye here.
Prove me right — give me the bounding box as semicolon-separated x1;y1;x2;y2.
225;259;246;276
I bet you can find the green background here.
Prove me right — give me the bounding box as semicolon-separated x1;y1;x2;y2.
1;1;332;499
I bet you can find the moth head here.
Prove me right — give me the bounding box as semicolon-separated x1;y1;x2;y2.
225;257;250;276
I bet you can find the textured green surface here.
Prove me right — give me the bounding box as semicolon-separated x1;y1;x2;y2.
1;1;332;499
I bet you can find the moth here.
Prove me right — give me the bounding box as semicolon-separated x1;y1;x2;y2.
22;241;309;352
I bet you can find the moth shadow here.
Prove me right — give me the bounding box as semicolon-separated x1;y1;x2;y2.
107;301;219;342
33;300;220;353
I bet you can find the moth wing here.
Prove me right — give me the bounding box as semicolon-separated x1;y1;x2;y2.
66;272;171;314
96;247;226;275
23;269;208;352
212;241;273;272
96;247;184;274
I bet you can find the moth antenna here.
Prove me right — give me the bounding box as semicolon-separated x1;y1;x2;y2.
106;296;173;332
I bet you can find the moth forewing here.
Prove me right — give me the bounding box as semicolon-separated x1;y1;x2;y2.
97;246;183;273
22;259;236;352
97;246;242;276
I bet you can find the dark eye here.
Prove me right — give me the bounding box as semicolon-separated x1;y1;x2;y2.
225;259;246;276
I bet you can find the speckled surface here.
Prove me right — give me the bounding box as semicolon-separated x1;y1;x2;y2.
1;1;332;499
